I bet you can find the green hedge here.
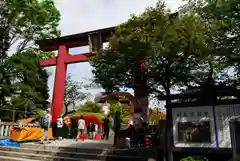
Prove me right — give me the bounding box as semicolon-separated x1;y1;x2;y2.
180;156;208;161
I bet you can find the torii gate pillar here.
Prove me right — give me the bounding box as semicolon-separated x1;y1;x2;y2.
51;45;67;123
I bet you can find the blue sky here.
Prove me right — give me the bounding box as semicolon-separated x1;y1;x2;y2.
46;0;185;102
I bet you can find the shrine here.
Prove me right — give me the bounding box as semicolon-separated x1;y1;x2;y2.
36;26;149;136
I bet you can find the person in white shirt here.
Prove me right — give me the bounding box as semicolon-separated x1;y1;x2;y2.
40;108;52;144
93;124;98;140
95;124;98;133
57;115;64;140
76;116;85;141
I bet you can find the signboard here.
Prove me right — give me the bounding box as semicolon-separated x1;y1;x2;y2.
215;104;240;148
172;106;216;148
229;120;240;161
172;104;240;148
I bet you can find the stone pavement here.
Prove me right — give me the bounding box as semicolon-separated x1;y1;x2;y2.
22;138;114;149
9;138;160;161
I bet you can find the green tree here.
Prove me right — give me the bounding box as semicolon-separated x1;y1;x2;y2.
203;0;239;86
178;0;239;101
79;101;103;113
0;0;60;107
1;51;50;120
38;51;56;60
92;1;214;160
64;75;90;114
109;103;129;119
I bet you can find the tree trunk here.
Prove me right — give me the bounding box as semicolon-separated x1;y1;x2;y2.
165;94;173;161
134;75;149;123
164;64;173;161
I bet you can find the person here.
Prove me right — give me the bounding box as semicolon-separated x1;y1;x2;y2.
76;116;85;141
71;117;77;138
90;123;96;140
113;111;121;145
128;121;136;147
139;120;148;147
88;122;92;138
56;115;64;140
103;115;110;140
95;124;98;134
87;121;91;136
40;108;52;144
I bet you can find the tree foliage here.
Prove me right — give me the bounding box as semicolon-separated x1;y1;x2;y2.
78;101;103;113
0;0;60;55
64;75;90;113
0;0;60;120
149;108;166;125
92;0;239;103
109;103;129;120
92;1;214;101
200;0;240;83
1;51;50;120
175;0;240;102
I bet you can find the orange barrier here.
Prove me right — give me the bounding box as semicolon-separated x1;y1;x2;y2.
10;127;53;142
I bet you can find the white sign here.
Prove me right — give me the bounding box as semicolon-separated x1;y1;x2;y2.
172;104;240;148
172;106;216;148
215;104;240;148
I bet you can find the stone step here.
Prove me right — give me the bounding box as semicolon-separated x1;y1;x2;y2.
20;143;157;157
0;151;101;161
0;155;40;161
21;143;104;154
0;146;149;161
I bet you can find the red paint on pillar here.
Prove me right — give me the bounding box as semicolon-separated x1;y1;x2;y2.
51;45;68;123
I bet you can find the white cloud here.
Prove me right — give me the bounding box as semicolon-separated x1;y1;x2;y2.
55;0;184;36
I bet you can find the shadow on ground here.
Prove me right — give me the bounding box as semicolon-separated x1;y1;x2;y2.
54;139;162;161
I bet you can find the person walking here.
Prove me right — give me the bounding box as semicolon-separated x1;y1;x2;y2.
87;121;91;136
90;123;96;140
128;121;137;147
76;116;85;141
103;115;110;140
113;111;121;145
40;108;52;144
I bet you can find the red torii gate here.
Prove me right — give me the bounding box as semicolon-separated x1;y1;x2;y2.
37;26;148;136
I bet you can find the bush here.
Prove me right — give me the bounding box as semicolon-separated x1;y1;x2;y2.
180;156;208;161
